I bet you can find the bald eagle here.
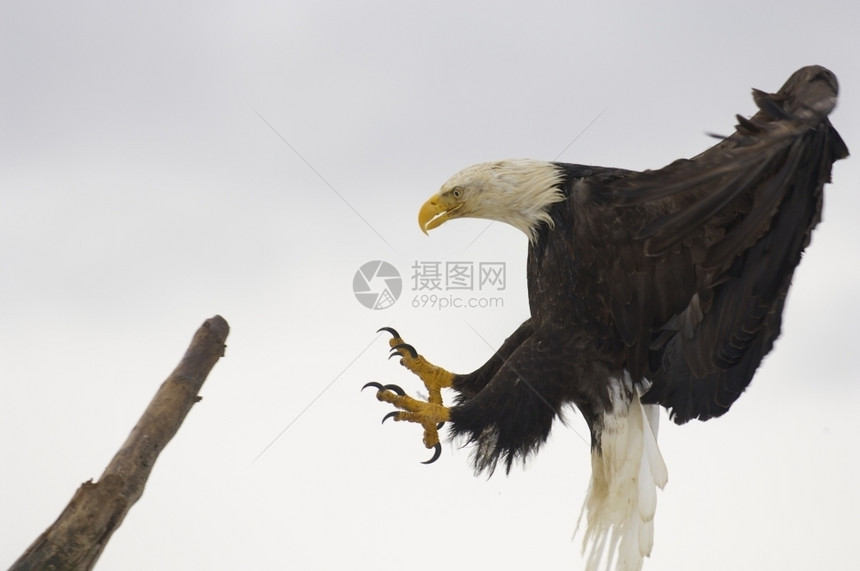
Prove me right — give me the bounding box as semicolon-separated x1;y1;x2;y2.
364;65;847;570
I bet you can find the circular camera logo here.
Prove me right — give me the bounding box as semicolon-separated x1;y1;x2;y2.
353;260;402;310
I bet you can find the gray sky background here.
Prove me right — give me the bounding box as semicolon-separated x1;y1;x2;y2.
2;1;858;569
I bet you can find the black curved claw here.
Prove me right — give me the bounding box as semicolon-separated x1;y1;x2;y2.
389;343;417;359
377;326;400;339
381;411;399;424
421;443;442;465
362;381;385;392
382;383;405;395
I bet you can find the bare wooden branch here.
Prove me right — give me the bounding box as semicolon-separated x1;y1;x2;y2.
11;315;230;571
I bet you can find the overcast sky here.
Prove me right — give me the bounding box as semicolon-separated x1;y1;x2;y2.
2;1;858;570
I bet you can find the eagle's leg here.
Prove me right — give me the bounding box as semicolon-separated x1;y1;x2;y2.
379;327;455;403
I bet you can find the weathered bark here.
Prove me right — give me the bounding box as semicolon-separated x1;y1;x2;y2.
11;315;230;571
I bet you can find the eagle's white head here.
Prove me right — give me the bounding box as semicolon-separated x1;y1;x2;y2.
418;159;566;243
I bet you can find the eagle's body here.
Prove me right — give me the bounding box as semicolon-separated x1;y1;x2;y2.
368;66;847;570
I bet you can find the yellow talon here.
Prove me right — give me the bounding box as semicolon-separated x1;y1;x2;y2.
387;336;455;400
376;390;450;426
367;328;458;463
374;387;449;459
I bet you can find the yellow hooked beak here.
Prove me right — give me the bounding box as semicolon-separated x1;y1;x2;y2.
418;193;464;235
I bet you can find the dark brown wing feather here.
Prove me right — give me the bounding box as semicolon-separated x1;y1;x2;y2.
584;65;848;423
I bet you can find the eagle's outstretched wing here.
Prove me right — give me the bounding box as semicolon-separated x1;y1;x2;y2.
589;65;848;423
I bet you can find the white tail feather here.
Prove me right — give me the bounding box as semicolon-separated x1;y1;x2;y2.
576;379;668;571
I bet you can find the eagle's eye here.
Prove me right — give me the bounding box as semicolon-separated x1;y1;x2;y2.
451;188;463;199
